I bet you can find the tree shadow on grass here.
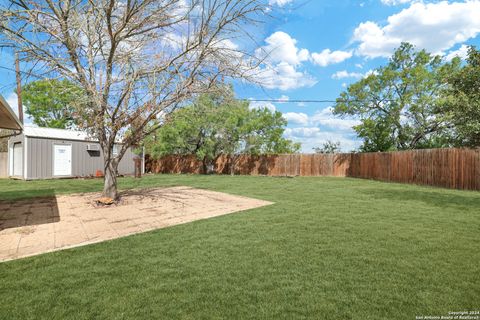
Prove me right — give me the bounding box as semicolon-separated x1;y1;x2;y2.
222;155;278;175
359;187;480;210
119;187;209;205
0;189;60;231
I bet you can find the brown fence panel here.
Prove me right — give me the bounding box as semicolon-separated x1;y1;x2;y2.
145;148;480;191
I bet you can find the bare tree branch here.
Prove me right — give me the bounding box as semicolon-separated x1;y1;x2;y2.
0;0;265;198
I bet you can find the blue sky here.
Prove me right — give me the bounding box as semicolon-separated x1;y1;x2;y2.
1;0;480;152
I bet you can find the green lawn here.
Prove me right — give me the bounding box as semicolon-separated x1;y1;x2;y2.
0;175;479;319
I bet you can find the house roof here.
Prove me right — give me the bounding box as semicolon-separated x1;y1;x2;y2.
0;95;23;131
24;126;94;142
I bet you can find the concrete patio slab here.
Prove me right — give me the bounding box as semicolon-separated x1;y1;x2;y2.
0;186;273;262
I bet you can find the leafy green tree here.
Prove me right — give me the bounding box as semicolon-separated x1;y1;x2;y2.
144;89;300;173
441;46;480;147
22;79;84;129
334;43;461;152
313;140;341;154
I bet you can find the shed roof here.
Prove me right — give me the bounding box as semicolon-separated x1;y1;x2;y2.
24;126;94;142
23;126;124;143
0;95;23;131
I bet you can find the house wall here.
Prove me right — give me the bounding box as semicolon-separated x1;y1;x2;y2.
24;137;136;179
0;152;7;178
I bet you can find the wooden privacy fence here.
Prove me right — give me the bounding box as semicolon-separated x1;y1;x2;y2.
145;148;480;191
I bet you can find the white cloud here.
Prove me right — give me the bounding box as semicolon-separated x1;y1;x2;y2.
283;112;309;125
282;107;360;132
332;70;364;80
281;107;362;152
284;127;361;152
278;95;290;103
332;69;378;80
311;117;361;132
256;31;309;66
363;69;378;77
5;92;33;125
310;107;361;131
253;31;356;89
381;0;414;6
353;21;402;58
445;44;470;61
285;127;321;138
254;31;317;90
269;0;295;6
311;49;353;67
353;1;480;58
249;100;276;112
255;62;317;90
5;93;19;115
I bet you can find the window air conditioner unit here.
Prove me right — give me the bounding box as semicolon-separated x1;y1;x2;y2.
87;144;100;151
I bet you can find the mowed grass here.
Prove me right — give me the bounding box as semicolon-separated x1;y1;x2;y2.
0;175;479;319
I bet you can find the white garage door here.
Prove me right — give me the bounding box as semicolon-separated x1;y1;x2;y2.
53;144;72;176
12;142;23;177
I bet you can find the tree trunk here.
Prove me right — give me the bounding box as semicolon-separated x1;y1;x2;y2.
202;157;208;174
103;160;119;200
202;157;215;174
230;155;237;176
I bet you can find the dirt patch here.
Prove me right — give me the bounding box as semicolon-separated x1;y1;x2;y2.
0;186;273;262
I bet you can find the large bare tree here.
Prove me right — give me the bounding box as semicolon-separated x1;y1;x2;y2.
0;0;265;199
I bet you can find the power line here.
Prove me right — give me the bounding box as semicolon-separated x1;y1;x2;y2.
0;65;46;81
0;65;414;104
243;98;429;104
0;66;342;104
0;70;344;103
241;98;339;103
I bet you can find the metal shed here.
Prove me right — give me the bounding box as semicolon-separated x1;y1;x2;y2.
8;126;141;180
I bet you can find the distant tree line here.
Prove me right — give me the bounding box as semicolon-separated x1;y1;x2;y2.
143;86;300;174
